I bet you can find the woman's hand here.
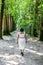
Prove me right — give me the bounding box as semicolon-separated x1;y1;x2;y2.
16;41;18;44
26;40;27;43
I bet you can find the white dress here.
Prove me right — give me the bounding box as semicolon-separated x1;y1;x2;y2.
18;33;26;50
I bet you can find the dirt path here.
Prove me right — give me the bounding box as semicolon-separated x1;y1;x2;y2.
0;31;43;65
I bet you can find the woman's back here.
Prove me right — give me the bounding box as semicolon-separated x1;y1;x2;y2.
19;32;25;38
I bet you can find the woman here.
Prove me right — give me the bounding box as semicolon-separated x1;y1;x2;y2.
17;28;27;56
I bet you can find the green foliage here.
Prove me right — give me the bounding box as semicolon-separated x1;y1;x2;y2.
0;0;43;38
0;0;1;12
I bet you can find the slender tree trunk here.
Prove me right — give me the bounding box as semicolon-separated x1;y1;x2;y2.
8;14;13;32
40;13;43;41
12;18;16;31
3;15;10;35
33;0;39;37
3;15;6;32
0;0;5;39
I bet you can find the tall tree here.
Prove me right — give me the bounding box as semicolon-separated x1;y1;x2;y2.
38;0;43;41
0;0;5;39
40;12;43;41
33;0;39;37
3;14;10;35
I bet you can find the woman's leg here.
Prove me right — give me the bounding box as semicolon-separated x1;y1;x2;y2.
20;49;22;54
20;49;24;56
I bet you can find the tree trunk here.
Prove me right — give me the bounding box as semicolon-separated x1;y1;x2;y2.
8;15;13;32
40;13;43;41
12;19;16;31
0;0;5;39
3;15;10;35
33;0;39;37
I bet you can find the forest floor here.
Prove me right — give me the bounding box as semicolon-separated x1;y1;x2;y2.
0;31;43;65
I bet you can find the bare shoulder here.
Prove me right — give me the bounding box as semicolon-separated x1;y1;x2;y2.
24;32;26;35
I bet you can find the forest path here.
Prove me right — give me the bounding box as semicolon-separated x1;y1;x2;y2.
0;31;43;65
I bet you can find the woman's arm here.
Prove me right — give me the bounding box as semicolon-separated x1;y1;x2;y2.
24;33;27;43
17;34;19;44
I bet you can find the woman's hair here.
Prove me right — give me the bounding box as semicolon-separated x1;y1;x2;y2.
20;28;24;32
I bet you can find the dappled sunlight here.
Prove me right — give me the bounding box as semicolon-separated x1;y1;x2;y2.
6;64;10;65
3;36;12;40
0;54;10;59
28;38;39;43
0;53;26;65
30;46;34;49
25;48;43;56
30;46;37;51
6;61;19;65
15;54;22;58
28;38;32;41
28;38;43;44
9;45;14;48
15;54;25;63
37;41;43;44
